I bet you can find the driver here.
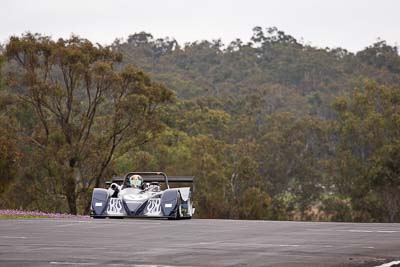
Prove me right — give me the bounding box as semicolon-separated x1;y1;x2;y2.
129;175;143;189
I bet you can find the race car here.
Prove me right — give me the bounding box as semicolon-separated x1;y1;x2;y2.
90;172;195;219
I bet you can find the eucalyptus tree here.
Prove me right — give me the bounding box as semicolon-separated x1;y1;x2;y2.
5;33;173;213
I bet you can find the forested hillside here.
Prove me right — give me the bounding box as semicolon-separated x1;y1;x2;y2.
1;27;400;222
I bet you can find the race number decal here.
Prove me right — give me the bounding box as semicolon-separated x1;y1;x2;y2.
107;198;123;215
146;198;161;215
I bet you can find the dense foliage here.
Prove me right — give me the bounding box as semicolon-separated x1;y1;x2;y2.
1;27;400;222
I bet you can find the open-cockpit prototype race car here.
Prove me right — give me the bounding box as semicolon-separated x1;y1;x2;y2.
90;172;195;219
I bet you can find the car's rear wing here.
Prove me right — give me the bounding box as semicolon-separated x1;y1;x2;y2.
144;176;194;183
107;172;194;189
107;177;124;185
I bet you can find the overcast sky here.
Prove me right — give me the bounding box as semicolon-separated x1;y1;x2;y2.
1;0;399;52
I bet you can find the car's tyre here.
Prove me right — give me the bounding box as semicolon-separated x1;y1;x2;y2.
92;216;106;219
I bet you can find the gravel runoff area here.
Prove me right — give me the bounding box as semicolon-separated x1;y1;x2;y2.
0;209;89;219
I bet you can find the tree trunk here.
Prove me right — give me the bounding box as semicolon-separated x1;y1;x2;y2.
65;175;77;215
82;188;94;215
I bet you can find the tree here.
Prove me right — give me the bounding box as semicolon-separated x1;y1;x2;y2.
0;52;3;91
369;142;400;222
332;81;400;221
357;41;400;73
5;33;173;214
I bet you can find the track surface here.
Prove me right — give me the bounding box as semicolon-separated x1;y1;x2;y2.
0;218;399;267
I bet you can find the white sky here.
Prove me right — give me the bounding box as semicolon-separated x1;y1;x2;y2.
1;0;399;52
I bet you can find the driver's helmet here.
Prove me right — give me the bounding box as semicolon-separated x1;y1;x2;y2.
129;175;143;188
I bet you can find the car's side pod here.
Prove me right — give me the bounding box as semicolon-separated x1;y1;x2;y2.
91;188;108;216
160;187;193;219
161;189;179;216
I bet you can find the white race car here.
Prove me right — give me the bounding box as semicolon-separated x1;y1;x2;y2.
90;172;195;219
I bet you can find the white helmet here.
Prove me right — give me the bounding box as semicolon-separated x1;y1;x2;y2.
129;175;143;188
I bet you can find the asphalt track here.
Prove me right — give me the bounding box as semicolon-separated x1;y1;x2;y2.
0;218;400;267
